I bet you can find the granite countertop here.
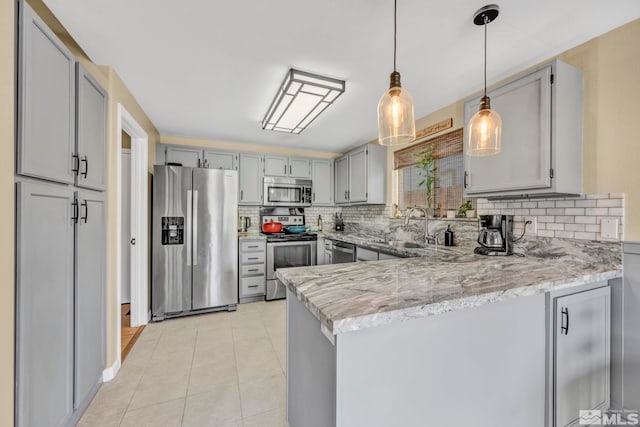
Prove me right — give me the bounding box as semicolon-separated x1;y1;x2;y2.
238;232;266;240
320;231;443;258
276;238;622;335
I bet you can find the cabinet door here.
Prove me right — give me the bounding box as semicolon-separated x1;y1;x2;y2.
623;251;640;411
335;156;349;204
289;157;311;178
554;287;610;427
317;238;326;265
311;159;333;205
264;155;288;177
239;153;264;205
76;64;108;191
75;190;106;410
348;148;367;203
18;2;75;184
203;150;237;170
465;66;552;194
16;181;75;427
165;146;202;168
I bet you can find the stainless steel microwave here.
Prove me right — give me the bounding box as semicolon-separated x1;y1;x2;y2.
263;177;312;207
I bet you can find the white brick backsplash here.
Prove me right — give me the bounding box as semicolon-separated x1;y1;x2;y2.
507;202;522;209
538;230;555;238
585;224;600;233
556;200;575;208
575;216;597;224
522;201;537;208
597;199;622;208
555;216;575;224
565;223;585;232
608;207;624;216
585;208;609;216
530;208;546;215
575;200;597;208
556;231;575;239
546;223;564;231
538;201;555;208
538;216;555;223
547;208;565;215
610;192;625;199
564;208;585;216
586;193;611;199
514;209;530;215
574;232;596;240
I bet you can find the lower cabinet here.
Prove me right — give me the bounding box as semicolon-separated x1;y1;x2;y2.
16;181;106;427
551;285;611;427
239;239;266;302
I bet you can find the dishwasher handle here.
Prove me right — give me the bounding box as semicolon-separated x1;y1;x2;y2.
332;244;354;254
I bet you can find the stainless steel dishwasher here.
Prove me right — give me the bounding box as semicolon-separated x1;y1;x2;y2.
331;241;356;263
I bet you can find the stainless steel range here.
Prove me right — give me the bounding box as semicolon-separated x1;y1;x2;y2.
261;207;317;301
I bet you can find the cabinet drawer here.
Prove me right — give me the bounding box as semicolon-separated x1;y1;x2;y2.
241;264;265;276
240;277;266;297
240;240;266;252
240;251;265;264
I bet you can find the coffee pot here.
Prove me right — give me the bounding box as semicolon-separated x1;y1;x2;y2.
474;214;514;256
239;216;251;232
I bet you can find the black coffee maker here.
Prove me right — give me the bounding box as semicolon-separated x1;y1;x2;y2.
474;214;514;256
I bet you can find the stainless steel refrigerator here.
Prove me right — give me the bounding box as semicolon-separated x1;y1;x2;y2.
152;165;238;320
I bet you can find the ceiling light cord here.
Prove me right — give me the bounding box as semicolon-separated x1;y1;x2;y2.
393;0;397;73
484;16;488;98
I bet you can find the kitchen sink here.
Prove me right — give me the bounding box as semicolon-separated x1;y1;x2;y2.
385;241;426;249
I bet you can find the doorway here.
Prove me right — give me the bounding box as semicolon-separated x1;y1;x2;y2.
113;104;149;376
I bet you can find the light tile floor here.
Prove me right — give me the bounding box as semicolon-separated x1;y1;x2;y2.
79;300;287;427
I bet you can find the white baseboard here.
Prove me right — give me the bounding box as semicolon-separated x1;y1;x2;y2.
102;358;121;382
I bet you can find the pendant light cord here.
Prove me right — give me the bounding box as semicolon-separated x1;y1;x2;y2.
484;16;488;97
393;0;397;72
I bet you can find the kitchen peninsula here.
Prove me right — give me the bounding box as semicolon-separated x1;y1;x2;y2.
276;240;622;427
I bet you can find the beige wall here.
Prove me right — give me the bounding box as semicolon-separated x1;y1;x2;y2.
1;0;15;424
388;19;640;241
161;134;342;159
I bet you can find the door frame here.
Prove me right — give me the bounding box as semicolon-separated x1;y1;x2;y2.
116;103;148;364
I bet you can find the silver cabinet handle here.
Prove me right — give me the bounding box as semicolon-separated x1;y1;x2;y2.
248;245;259;248
80;200;88;223
289;165;292;175
464;171;469;189
130;238;136;245
561;307;570;335
248;257;259;260
313;192;316;202
81;156;88;179
284;164;287;175
71;199;79;223
193;190;199;266
72;154;80;176
248;269;259;272
248;285;259;288
240;190;244;201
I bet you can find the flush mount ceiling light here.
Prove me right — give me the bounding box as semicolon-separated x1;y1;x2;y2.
378;0;416;146
262;69;345;134
466;4;502;157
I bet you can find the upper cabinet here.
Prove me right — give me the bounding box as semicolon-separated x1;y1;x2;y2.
76;64;108;191
165;146;202;168
264;155;311;178
464;59;583;198
239;153;264;205
204;150;237;170
18;1;76;185
311;159;333;205
335;143;386;205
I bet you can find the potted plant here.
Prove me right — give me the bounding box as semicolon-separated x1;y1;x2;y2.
414;146;438;216
458;200;475;218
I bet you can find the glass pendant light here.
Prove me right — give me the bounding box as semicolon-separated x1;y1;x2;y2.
467;4;502;157
378;0;415;146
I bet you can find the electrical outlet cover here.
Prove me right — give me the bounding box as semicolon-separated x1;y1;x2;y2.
601;218;619;240
524;216;538;234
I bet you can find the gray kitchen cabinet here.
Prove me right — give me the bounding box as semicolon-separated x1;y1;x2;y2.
18;1;76;185
289;157;311;178
334;156;349;204
264;155;289;177
311;159;333;205
619;244;640;412
203;150;237;170
239;239;267;302
335;143;387;205
464;59;582;198
75;64;108;191
165;146;202;168
16;180;75;427
317;238;326;265
552;285;610;427
356;246;378;262
239;153;264;205
74;190;106;411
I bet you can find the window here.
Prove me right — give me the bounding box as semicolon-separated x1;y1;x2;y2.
395;128;473;216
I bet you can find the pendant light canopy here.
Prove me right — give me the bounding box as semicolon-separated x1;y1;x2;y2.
378;0;415;146
467;4;502;157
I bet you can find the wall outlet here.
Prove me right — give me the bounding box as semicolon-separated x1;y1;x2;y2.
523;216;538;234
601;217;619;240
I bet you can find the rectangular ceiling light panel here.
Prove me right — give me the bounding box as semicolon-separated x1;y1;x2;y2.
262;69;345;134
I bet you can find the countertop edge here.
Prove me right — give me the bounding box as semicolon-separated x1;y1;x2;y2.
277;269;622;336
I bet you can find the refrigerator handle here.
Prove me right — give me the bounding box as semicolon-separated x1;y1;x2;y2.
193;190;199;266
186;190;192;266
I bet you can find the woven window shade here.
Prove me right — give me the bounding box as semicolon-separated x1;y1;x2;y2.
394;128;463;170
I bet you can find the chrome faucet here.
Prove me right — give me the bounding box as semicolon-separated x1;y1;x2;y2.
404;207;438;246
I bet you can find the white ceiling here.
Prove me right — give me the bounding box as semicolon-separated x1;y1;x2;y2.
43;0;640;153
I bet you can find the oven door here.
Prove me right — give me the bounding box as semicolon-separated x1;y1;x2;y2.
267;241;317;280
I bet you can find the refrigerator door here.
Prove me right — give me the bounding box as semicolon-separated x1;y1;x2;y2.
152;165;193;318
192;168;239;309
